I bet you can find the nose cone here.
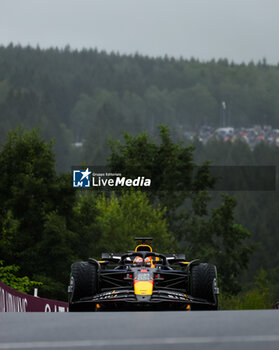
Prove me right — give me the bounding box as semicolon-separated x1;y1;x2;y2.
134;280;153;294
134;279;153;302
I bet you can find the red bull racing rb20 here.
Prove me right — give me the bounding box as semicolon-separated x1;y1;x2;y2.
68;238;219;311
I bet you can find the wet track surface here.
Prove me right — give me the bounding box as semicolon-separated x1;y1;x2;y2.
0;310;279;350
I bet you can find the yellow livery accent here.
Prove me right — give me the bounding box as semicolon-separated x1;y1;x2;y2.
135;244;152;252
134;281;153;295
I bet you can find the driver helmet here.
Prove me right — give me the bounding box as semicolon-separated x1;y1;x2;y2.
133;256;143;266
144;257;152;266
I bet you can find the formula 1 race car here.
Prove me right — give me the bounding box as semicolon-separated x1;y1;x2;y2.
68;238;219;311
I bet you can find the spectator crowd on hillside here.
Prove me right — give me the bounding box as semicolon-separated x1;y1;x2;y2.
184;125;279;148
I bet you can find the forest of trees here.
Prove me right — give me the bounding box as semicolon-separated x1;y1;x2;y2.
0;44;279;307
1;44;279;170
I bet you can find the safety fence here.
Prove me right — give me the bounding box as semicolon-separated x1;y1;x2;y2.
0;281;68;312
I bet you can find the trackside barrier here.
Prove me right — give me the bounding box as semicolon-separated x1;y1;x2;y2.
0;281;68;312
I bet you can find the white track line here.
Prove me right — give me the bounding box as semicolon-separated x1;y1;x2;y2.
1;335;279;349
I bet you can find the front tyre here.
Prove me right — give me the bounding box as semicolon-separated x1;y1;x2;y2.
190;263;218;310
68;261;98;312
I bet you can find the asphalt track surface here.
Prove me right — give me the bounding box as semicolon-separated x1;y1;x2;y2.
0;310;279;350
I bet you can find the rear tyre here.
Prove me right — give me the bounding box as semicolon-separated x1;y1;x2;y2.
69;261;98;312
190;263;218;310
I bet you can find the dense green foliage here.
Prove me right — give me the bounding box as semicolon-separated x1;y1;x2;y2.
0;261;42;293
219;269;274;310
71;190;174;260
94;191;173;254
194;139;279;298
0;128;76;299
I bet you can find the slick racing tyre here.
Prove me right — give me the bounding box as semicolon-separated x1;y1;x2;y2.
69;261;98;312
190;263;218;310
